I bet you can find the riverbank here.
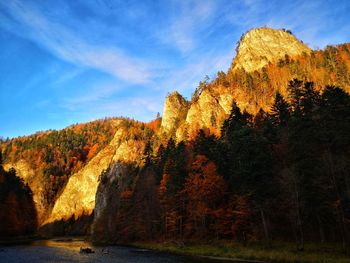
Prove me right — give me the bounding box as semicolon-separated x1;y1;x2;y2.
131;241;349;263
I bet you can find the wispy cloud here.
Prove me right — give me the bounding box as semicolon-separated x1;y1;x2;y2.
157;0;216;53
61;84;122;111
0;0;153;84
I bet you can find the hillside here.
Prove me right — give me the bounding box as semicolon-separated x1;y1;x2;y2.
0;118;143;224
1;28;350;251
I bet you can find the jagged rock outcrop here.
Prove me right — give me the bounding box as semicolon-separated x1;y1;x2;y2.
170;86;235;140
232;27;311;72
161;91;189;135
184;87;234;135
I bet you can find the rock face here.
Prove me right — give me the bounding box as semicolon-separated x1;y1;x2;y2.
91;162;137;242
159;86;235;141
92;165;160;243
45;121;146;225
232;27;311;72
93;163;131;222
178;86;234;139
161;91;189;135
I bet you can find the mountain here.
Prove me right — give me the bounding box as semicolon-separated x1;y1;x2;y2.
161;28;350;141
232;27;311;72
1;27;350;241
46;119;149;225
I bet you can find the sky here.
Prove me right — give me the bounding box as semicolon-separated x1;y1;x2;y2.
0;0;350;138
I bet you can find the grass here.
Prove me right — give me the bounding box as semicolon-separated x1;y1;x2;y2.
131;240;350;263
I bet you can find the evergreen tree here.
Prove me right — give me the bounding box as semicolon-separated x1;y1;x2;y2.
193;129;218;162
270;92;290;126
142;141;153;167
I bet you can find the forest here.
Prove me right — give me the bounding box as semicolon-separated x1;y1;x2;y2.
92;79;350;253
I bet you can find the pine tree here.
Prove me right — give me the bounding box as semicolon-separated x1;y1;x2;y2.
270;92;290;126
142;141;153;167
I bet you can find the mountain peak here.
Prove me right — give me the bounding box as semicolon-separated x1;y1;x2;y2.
232;27;311;73
161;91;189;134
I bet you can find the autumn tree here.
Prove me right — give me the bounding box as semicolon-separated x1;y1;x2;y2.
182;155;226;238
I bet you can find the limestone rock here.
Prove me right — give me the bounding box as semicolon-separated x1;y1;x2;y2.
161;91;189;134
184;86;234;138
232;27;311;73
45;123;145;225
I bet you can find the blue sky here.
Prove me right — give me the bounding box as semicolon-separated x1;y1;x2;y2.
0;0;349;138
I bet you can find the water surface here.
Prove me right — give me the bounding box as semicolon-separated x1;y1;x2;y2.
0;239;244;263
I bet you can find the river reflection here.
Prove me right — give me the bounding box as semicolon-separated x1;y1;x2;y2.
0;239;244;263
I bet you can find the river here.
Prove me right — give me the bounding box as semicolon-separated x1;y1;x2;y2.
0;239;249;263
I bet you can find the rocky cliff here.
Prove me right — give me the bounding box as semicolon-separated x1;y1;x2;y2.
91;162;137;242
232;27;311;72
45;120;146;225
160;91;189;136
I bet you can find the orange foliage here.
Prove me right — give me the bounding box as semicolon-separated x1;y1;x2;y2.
87;143;99;160
182;155;227;236
145;118;161;132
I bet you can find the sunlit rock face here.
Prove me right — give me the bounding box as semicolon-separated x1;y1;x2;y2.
4;160;34;181
45;123;145;225
161;91;189;135
232;27;311;73
159;86;235;141
44;136;118;224
184;86;234;136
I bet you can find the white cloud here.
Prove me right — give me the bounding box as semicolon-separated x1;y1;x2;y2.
0;0;153;84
